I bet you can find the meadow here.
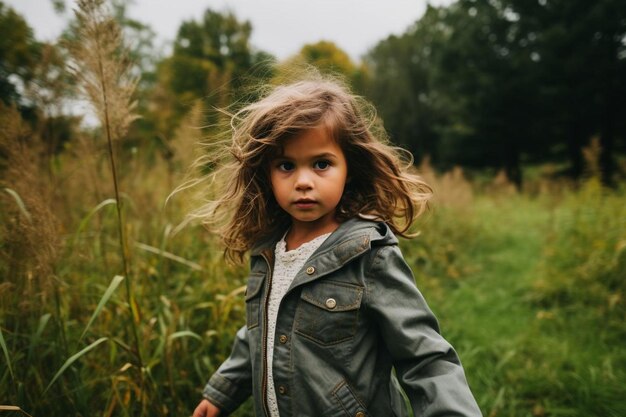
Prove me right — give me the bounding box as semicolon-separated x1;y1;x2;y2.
1;116;625;416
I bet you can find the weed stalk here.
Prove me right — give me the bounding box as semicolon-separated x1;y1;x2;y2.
69;0;143;370
97;32;142;368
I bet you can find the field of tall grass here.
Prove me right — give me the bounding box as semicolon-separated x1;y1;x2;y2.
2;118;624;416
409;175;626;417
1;1;625;416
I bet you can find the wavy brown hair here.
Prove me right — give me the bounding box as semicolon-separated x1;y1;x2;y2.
186;77;432;263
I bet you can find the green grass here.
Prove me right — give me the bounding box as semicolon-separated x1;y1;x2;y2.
404;189;626;417
2;176;625;416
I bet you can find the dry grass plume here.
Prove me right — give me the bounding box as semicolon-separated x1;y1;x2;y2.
0;103;61;311
65;0;143;368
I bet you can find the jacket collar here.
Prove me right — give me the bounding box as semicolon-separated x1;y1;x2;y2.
252;217;398;291
251;217;396;257
294;218;397;291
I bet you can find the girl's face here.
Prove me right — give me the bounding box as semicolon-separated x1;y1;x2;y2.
270;125;348;236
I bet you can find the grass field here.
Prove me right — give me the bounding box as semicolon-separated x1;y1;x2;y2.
2;143;625;417
406;181;626;417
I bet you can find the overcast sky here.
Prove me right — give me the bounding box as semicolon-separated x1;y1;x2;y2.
6;0;453;61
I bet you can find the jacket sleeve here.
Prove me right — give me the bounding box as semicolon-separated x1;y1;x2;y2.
365;244;482;417
202;324;252;415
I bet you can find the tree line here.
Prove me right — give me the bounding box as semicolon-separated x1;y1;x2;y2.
1;0;625;187
366;0;626;187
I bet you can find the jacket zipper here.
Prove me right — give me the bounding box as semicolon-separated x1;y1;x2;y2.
260;251;274;417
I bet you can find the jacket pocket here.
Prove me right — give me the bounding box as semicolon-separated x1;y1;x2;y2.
331;380;369;417
245;272;265;329
294;281;363;346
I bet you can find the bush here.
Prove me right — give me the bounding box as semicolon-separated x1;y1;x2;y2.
532;180;626;327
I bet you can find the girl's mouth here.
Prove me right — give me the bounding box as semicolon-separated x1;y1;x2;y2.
294;199;317;209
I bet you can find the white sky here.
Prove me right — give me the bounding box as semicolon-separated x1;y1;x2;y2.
6;0;453;61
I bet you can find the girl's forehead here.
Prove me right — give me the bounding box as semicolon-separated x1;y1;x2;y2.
275;126;344;158
263;117;345;161
283;120;340;144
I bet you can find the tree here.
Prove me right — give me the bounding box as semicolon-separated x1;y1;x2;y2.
508;0;626;184
0;3;77;156
366;0;626;186
275;41;366;92
151;8;275;136
300;41;357;76
364;6;448;164
0;2;40;109
433;0;550;187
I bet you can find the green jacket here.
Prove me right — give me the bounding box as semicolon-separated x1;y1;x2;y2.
203;218;482;417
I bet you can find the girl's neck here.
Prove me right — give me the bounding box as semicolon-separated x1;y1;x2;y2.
284;222;339;251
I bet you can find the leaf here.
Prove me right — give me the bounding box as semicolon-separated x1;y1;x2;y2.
0;405;34;416
168;330;203;343
3;188;32;222
44;337;108;393
0;326;14;381
27;313;51;366
134;241;202;271
130;293;141;324
71;198;117;249
80;275;124;342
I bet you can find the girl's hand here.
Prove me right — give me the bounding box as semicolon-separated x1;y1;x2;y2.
192;399;221;417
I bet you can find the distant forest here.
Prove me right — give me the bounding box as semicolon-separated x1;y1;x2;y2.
2;0;625;187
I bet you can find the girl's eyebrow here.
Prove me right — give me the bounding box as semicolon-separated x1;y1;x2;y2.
278;152;339;160
313;152;339;159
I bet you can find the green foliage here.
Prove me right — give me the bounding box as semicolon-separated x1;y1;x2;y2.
365;0;626;186
0;2;40;107
0;325;14;381
45;336;109;393
300;41;356;75
298;40;367;91
150;8;275;136
401;190;626;417
365;6;447;163
274;41;367;95
532;180;626;322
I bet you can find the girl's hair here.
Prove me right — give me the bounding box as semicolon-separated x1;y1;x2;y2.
189;77;432;263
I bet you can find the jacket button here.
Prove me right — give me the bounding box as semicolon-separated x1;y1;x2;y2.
306;266;315;275
325;298;337;309
279;334;288;344
355;412;365;417
278;385;287;395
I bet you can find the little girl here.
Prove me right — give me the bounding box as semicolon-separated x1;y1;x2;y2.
192;78;481;417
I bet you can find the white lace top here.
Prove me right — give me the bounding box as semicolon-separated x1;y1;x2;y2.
266;232;331;417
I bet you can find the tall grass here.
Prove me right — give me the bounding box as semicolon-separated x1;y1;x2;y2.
66;0;142;373
3;105;625;415
404;165;626;417
2;131;625;416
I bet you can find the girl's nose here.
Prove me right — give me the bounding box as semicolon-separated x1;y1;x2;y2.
295;170;314;190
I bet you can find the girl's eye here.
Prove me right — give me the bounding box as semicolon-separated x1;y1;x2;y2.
314;160;330;170
277;161;295;171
